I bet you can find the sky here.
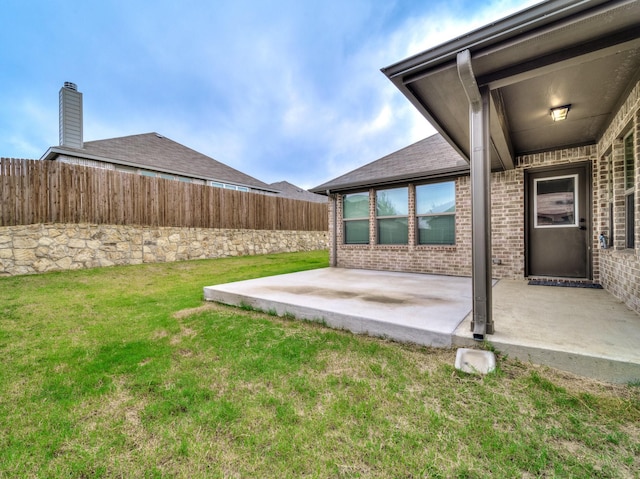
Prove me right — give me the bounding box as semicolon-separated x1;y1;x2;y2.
1;0;538;189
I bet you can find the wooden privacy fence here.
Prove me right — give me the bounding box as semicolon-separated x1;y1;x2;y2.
0;158;328;231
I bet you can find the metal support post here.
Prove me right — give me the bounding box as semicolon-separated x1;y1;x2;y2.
457;50;494;339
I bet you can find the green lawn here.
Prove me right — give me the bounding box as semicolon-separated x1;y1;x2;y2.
0;250;638;478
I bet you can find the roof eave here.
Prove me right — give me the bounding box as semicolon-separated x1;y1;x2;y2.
381;0;633;170
381;0;613;81
42;146;279;193
310;166;470;195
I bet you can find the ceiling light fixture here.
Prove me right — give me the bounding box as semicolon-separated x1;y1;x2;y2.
550;104;571;122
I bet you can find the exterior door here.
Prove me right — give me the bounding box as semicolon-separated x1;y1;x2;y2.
526;164;591;278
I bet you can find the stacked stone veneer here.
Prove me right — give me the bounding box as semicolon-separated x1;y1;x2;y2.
0;223;328;276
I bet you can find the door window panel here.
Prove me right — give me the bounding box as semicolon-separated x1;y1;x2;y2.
534;175;578;228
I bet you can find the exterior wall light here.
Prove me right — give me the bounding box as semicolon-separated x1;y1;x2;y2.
550;104;571;121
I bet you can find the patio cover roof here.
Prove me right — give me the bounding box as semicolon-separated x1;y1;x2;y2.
382;0;640;171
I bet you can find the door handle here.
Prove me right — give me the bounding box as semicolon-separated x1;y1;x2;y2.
579;226;586;230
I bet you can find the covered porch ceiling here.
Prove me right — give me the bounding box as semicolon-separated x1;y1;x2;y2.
382;0;640;171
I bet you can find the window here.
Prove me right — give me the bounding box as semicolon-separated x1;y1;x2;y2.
343;192;369;244
534;175;578;227
624;131;635;248
376;187;408;244
606;153;614;247
416;182;455;245
115;165;136;174
210;181;250;191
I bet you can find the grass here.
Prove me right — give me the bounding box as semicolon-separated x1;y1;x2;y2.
0;250;638;478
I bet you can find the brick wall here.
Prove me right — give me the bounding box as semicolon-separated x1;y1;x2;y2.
332;179;474;276
330;148;596;281
328;79;639;316
490;169;525;279
595;79;640;314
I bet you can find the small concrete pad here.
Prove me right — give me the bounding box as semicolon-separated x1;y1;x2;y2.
455;348;496;375
204;268;474;347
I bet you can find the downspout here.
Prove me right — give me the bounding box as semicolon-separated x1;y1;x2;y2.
456;49;494;339
327;189;337;267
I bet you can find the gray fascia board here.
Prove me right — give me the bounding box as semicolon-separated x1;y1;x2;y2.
310;166;469;195
381;0;613;80
41;147;279;193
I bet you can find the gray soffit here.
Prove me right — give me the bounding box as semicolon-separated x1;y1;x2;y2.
311;134;469;194
41;132;277;192
382;0;640;171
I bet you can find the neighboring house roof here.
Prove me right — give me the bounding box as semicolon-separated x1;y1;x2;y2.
382;0;640;171
269;181;328;203
41;132;277;193
310;134;469;194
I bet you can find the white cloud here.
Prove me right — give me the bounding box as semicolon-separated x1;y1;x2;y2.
0;0;540;189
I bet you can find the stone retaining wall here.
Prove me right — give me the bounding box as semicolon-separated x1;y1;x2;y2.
0;223;328;276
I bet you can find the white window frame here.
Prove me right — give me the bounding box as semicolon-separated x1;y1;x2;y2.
533;174;579;229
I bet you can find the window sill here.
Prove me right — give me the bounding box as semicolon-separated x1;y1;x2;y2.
416;244;457;250
340;244;458;251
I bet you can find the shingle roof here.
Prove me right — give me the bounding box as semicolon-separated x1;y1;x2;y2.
43;132;274;191
269;181;328;203
310;134;469;194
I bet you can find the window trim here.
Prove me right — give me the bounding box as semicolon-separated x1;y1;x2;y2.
533;174;579;229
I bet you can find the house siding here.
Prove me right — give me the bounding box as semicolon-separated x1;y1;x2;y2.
328;80;639;314
333;179;473;277
596;79;640;314
331;147;596;281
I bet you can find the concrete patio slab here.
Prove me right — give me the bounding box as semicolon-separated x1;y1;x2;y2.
204;268;475;347
204;268;640;383
454;279;640;383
